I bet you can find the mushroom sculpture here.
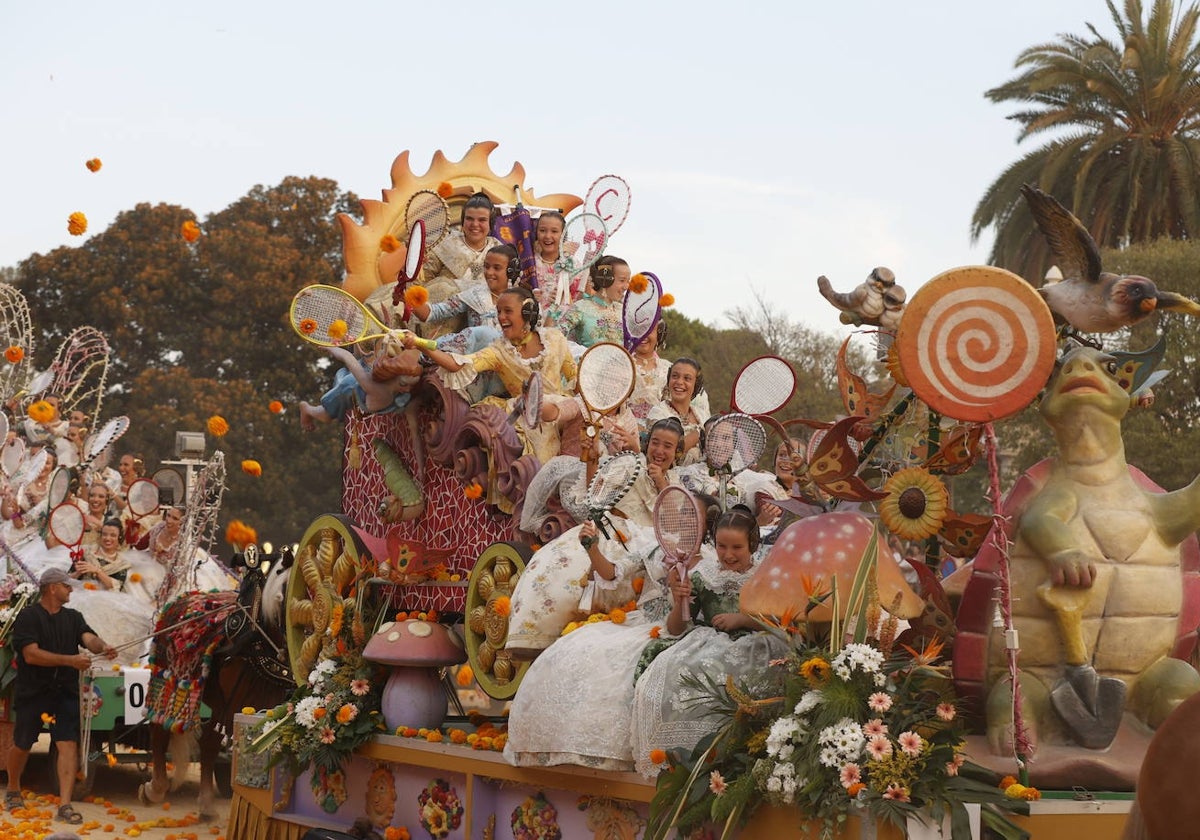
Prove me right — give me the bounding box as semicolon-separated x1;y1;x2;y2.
363;618;467;730
740;511;924;622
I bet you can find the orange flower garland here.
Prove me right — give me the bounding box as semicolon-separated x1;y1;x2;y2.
241;459;262;477
67;211;88;236
181;220;201;243
206;415;229;437
4;345;23;363
85;158;102;172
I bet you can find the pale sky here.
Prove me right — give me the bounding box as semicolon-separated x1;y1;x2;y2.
1;0;1109;337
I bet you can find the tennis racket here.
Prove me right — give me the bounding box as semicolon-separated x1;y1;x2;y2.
584;452;643;541
11;447;48;490
555;212;608;276
405;190;450;251
653;486;704;623
731;355;796;416
584;175;631;237
47;467;73;509
705;413;767;475
151;467;185;507
49;502;85;558
1;437;24;477
577;342;636;466
506;372;544;429
83;416;130;467
290;285;436;350
622;271;662;352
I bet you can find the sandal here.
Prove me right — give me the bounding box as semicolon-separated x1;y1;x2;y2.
56;803;83;824
4;791;22;812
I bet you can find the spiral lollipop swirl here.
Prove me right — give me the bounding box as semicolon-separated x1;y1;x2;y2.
898;267;1056;423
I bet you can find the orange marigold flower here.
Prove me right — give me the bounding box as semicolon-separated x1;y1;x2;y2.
631;576;645;594
847;782;866;796
298;318;318;335
491;595;511;617
313;707;327;720
629;274;649;294
425;730;443;743
41;712;56;724
27;400;56;424
659;293;675;307
436;181;454;198
404;286;430;308
449;729;468;744
609;608;626;624
335;704;356;724
649;625;661;638
241;459;262;477
999;776;1019;790
85;158;102;172
180;220;201;243
327;319;348;340
379;234;401;253
4;346;23;364
68;211;88;236
224;519;257;550
464;482;483;500
268;400;284;414
206;415;229;437
84;581;97;590
395;611;409;621
129;573;142;583
384;827;411;840
649;749;668;765
455;664;475;687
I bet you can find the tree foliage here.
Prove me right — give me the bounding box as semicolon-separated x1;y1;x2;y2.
972;0;1200;279
11;176;360;549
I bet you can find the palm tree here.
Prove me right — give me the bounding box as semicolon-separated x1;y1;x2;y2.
971;0;1200;280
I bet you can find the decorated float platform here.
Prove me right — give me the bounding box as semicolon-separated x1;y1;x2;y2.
243;143;1200;840
228;715;1134;840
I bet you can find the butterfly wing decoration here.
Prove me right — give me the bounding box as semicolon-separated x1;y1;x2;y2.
837;335;896;420
1110;335;1168;396
805;415;887;502
922;425;984;476
895;554;956;649
938;510;994;558
386;533;455;581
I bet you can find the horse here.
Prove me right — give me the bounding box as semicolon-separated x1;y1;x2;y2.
137;551;295;818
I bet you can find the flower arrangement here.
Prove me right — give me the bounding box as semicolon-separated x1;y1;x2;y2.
646;558;1027;840
511;791;562;840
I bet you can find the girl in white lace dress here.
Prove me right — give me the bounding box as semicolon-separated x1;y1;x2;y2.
504;520;686;771
630;507;786;776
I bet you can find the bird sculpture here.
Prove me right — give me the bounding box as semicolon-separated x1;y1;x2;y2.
817;266;907;328
1022;184;1200;333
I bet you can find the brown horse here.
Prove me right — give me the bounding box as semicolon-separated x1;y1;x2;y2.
1121;690;1200;840
138;557;294;818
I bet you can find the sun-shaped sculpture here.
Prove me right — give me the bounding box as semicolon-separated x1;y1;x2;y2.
339;141;583;301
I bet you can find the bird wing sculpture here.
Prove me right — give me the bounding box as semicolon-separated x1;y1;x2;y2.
817;267;896;326
1022;184;1200;333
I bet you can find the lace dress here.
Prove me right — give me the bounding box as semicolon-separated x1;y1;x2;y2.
532;256;586;327
557;294;623;349
419;231;502;337
504;543;673;770
630;548;786;777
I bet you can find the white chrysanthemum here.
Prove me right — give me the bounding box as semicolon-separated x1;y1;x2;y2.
294;696;322;729
795;690;823;716
14;582;36;598
833;643;884;678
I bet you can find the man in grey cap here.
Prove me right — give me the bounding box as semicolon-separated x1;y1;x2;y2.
4;568;116;824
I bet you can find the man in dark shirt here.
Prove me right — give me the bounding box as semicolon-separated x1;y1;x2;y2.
4;567;116;824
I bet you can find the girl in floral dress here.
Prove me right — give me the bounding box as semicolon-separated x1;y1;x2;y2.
530;212;583;327
558;257;631;349
504;513;687;771
630;507;786;777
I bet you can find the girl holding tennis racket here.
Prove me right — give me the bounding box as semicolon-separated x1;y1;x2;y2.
631;506;786;777
420;192;502;310
558;257;631;349
530;212;584;327
504;517;682;772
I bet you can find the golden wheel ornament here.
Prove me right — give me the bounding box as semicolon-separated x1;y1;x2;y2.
464;541;532;699
286;514;370;685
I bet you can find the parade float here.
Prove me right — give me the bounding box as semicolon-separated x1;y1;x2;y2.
223;144;1200;840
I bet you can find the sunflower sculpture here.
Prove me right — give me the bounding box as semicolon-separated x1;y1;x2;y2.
879;467;949;541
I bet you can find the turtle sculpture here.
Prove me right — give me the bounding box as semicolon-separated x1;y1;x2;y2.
955;345;1200;755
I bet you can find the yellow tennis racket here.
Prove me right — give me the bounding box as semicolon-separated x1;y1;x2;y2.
289;285;435;350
